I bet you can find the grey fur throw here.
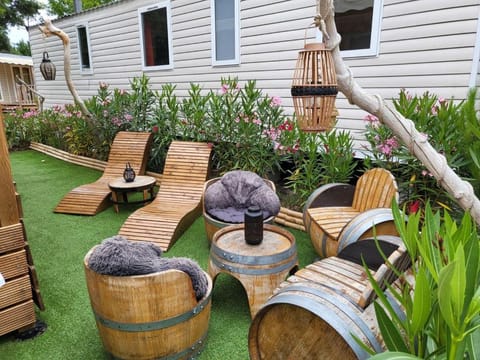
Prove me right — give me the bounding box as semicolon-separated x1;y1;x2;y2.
88;236;208;300
204;170;280;222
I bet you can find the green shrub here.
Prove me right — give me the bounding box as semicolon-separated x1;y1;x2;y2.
366;202;480;359
363;89;480;218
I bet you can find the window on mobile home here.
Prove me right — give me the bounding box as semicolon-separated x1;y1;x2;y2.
139;2;173;70
334;0;383;57
76;24;93;73
211;0;239;65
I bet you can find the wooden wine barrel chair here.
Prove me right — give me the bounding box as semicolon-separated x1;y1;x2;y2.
249;235;412;360
303;168;399;258
118;141;212;251
202;172;280;243
84;248;213;360
54;131;153;216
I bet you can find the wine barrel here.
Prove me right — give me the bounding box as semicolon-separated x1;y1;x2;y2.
84;249;212;360
249;281;384;360
337;208;400;254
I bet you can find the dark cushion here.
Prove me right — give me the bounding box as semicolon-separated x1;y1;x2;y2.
204;170;280;223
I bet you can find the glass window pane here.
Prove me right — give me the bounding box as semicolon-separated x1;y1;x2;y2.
22;68;32;84
142;7;170;66
215;0;235;61
334;0;373;51
77;26;91;69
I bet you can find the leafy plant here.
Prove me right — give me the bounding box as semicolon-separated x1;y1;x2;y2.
366;201;480;359
363;89;480;218
285;128;356;206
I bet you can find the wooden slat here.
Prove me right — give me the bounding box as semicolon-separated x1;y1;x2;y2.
0;300;36;336
306;168;398;256
54;131;153;215
0;275;31;309
118;141;212;251
0;223;25;254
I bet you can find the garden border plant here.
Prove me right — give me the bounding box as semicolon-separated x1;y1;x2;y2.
364;201;480;359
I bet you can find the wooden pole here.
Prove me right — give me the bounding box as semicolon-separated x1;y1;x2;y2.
0;108;20;227
39;18;93;121
318;0;480;225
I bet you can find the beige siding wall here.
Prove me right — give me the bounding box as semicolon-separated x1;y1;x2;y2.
29;0;480;147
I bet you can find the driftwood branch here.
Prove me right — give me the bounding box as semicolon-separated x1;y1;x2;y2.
39;18;92;119
319;0;480;224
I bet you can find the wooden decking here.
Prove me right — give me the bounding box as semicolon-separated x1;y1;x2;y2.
54;131;153;216
118;141;212;252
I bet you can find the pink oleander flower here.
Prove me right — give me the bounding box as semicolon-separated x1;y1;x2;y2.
252;118;261;125
385;137;399;149
103;110;109;117
431;106;438;116
270;96;282;106
99;81;108;89
22;110;38;119
220;84;229;94
124;114;133;122
119;89;127;96
377;143;393;156
152;125;159;133
364;114;380;128
234;117;240;123
421;169;433;177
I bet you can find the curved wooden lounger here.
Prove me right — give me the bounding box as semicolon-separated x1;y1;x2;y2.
303;168;399;258
118;141;212;252
54;131;153;216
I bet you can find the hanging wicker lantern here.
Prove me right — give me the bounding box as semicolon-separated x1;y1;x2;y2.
39;51;56;81
291;41;338;132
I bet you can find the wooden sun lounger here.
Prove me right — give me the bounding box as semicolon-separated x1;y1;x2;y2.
118;141;212;252
54;131;153;216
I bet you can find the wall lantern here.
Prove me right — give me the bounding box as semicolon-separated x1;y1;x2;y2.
40;51;56;81
291;31;338;132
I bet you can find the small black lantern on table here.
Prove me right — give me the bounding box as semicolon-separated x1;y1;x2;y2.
244;205;263;245
123;162;136;183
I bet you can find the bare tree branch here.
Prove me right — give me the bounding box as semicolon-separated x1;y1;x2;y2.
39;17;93;120
319;0;480;224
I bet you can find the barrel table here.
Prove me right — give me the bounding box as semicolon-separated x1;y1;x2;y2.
208;224;298;318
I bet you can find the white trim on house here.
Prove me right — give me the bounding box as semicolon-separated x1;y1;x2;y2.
469;10;480;88
138;1;174;71
75;22;94;75
211;0;240;66
339;0;383;58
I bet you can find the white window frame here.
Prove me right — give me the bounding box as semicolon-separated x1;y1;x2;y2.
337;0;383;58
138;2;174;71
211;0;240;66
76;23;93;74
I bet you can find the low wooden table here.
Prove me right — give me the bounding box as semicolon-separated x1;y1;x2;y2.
208;224;298;318
108;176;156;213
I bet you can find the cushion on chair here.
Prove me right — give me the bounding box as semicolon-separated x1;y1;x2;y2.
88;235;208;300
204;170;280;223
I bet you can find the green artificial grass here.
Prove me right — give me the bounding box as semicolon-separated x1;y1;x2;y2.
1;150;317;360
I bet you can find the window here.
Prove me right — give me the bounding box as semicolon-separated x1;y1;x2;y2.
76;24;93;73
12;66;34;102
211;0;239;65
334;0;383;57
139;2;173;70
